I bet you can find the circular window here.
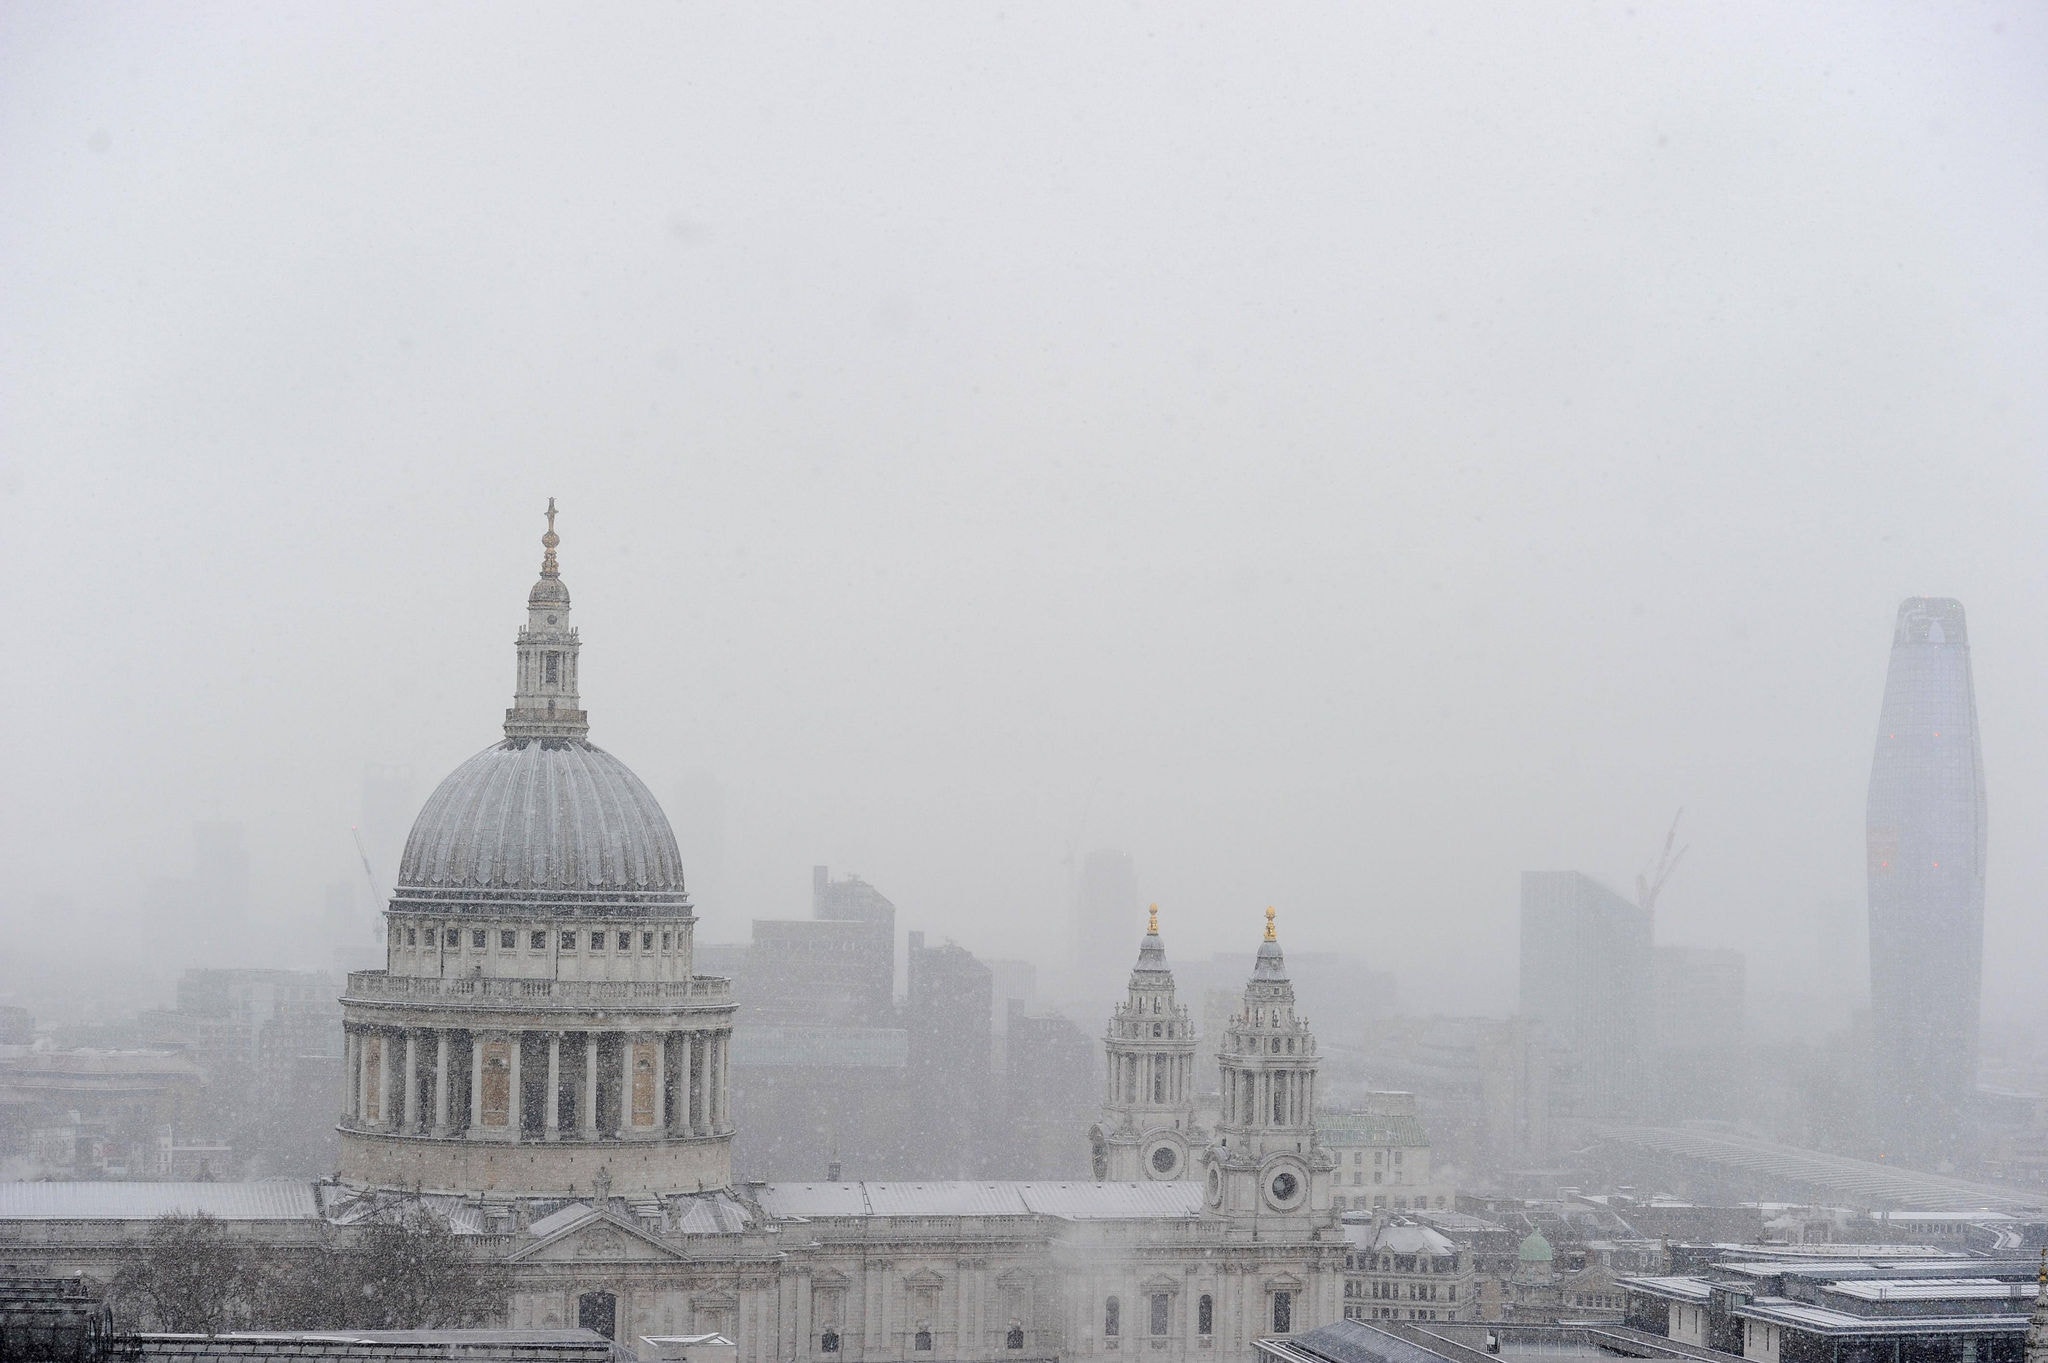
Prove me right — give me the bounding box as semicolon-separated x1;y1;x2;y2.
547;615;558;624
1151;1145;1179;1175
1270;1171;1300;1203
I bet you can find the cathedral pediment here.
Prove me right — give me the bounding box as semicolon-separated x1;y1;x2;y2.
510;1206;686;1264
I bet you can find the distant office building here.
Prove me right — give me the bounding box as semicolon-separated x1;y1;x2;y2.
358;763;416;892
1072;848;1138;1004
1000;1001;1098;1178
1651;946;1745;1122
1518;871;1650;1119
1866;597;1987;1169
907;931;995;1178
723;868;906;1178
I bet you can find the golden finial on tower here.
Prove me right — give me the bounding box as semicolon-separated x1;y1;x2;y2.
540;496;560;576
1264;906;1277;942
1148;903;1159;935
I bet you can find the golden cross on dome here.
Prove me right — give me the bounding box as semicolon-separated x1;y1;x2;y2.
1265;906;1277;942
1148;904;1159;935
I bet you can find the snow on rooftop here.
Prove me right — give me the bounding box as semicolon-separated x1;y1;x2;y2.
755;1180;1203;1221
0;1181;320;1221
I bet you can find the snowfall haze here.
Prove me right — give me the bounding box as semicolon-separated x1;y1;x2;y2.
3;4;2046;1039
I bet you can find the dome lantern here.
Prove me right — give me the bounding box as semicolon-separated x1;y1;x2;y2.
505;496;589;741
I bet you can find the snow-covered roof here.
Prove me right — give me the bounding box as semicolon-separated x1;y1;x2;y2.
1344;1222;1458;1256
526;1202;593;1238
0;1181;320;1221
1616;1275;1714;1304
1825;1279;2037;1304
1736;1298;2032;1337
755;1181;1204;1221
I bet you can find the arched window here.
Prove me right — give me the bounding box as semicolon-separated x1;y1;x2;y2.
1007;1325;1024;1350
820;1331;840;1353
1104;1297;1121;1338
914;1329;932;1352
1198;1295;1213;1336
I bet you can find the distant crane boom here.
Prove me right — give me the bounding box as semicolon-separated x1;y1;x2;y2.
352;826;387;911
1635;809;1689;917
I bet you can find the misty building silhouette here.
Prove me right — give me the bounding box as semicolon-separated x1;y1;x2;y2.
906;931;995;1178
1866;597;1987;1168
1517;871;1650;1119
1072;848;1139;1003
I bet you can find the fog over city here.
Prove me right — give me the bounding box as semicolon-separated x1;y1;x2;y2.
5;2;2046;1045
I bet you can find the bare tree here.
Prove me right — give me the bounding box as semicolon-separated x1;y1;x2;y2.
111;1213;265;1335
265;1202;508;1330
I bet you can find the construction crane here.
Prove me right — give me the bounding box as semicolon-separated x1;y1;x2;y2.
1636;809;1688;918
352;826;389;940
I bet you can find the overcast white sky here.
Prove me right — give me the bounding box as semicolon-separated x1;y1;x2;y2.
4;3;2045;1030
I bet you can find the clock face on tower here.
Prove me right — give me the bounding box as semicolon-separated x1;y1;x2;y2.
1264;1162;1307;1211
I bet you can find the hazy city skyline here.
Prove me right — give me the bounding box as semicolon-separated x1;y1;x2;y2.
5;5;2047;1035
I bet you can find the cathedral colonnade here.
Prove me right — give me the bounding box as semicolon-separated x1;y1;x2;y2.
341;1022;730;1141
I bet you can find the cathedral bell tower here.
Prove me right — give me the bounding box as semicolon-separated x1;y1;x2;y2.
1091;906;1204;1180
1200;909;1334;1225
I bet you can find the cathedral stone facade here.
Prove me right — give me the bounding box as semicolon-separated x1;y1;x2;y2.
0;509;1346;1358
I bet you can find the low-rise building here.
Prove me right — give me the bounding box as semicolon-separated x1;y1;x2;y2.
1322;1095;1453;1214
1342;1219;1476;1324
1622;1254;2041;1363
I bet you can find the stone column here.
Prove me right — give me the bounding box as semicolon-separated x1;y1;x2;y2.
700;1035;712;1133
545;1033;562;1140
507;1031;523;1139
403;1032;419;1132
582;1033;600;1138
343;1029;358;1122
677;1030;694;1136
616;1033;632;1139
654;1033;668;1134
712;1035;727;1131
355;1029;372;1123
470;1033;484;1132
433;1031;451;1134
377;1032;395;1129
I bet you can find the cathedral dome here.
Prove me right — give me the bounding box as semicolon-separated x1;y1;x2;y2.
390;500;689;914
397;737;687;901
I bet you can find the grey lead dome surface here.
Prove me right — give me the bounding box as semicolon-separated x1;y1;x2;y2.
396;737;688;905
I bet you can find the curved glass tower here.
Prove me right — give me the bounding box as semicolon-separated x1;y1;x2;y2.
1866;597;1986;1169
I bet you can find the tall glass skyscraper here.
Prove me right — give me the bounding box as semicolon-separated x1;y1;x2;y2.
1866;597;1987;1169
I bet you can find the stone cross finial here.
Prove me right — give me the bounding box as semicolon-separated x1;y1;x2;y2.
540;497;561;576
